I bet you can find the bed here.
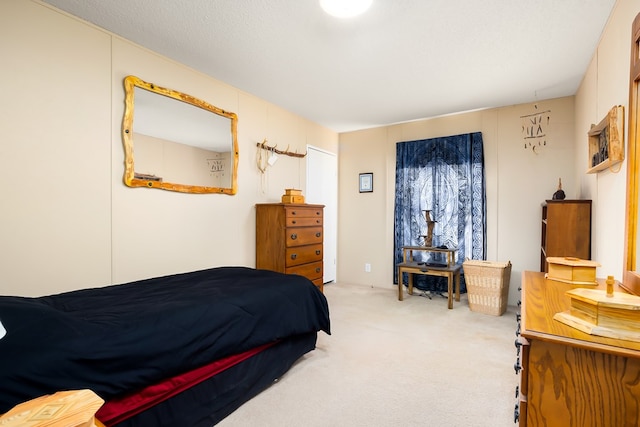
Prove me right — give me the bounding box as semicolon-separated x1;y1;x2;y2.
0;266;330;426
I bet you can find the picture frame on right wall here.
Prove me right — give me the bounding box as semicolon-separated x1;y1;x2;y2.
359;173;373;193
586;105;624;174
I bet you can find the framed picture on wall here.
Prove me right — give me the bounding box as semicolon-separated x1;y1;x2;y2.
359;173;373;193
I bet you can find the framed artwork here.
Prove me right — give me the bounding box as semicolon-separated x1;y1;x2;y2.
359;173;373;193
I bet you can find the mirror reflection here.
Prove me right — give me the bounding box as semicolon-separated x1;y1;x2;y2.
122;75;238;194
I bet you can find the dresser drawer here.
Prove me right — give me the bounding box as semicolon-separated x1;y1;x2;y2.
285;207;323;219
286;244;322;267
285;227;322;247
286;261;323;281
286;216;323;227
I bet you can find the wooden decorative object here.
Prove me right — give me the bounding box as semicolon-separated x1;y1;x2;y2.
420;210;437;247
545;256;599;285
256;139;306;158
282;195;305;203
281;189;305;204
0;389;104;427
587;105;625;173
554;287;640;342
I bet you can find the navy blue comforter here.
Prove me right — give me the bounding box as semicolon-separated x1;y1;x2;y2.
0;267;330;413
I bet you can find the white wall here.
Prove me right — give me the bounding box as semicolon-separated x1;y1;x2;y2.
575;0;638;282
2;0;638;304
337;0;640;306
1;0;113;294
338;97;574;306
0;0;338;296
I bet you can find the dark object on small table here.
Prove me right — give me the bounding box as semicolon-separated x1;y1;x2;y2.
418;261;448;268
552;178;566;200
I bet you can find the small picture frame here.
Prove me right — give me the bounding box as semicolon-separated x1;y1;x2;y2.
359;173;373;193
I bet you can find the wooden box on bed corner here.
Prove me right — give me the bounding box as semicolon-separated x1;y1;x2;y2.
0;389;104;427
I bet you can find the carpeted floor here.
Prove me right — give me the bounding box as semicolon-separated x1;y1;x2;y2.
218;282;519;426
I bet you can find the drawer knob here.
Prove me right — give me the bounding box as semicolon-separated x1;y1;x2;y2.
291;253;297;260
316;232;321;238
292;220;297;224
291;233;297;240
316;267;321;273
316;250;321;255
292;211;297;215
514;360;521;374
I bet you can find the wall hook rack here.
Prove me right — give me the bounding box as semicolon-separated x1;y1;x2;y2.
256;139;306;158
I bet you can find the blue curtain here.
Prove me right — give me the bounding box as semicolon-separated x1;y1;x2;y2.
393;132;486;293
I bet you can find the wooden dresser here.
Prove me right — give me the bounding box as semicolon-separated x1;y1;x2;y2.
540;200;591;272
255;203;324;291
515;271;640;426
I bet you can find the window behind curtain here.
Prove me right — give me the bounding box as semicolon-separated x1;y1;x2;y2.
393;132;486;293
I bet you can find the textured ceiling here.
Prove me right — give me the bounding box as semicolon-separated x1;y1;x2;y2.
42;0;617;133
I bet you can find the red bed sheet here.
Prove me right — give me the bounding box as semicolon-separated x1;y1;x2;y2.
97;341;276;426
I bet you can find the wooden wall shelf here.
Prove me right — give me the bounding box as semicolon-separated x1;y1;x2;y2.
587;105;625;173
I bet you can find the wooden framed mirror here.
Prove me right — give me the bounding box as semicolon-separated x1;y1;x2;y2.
122;75;238;194
623;12;640;295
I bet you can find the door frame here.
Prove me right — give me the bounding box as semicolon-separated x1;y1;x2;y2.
306;145;338;283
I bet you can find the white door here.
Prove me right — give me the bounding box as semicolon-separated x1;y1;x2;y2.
306;146;337;283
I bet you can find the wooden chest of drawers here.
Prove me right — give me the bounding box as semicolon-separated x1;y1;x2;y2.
515;271;640;426
255;203;324;291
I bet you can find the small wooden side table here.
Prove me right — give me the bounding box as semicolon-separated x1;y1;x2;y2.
397;245;461;309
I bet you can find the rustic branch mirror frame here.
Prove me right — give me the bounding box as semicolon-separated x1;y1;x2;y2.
122;75;239;194
623;12;640;295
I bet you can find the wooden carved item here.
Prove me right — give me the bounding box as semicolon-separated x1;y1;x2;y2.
0;389;104;427
422;210;436;247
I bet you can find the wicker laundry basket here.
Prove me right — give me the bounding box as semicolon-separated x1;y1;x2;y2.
463;260;512;316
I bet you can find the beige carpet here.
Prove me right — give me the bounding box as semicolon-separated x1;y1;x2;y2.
218;282;518;426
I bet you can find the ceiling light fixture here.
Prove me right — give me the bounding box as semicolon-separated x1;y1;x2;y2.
320;0;372;18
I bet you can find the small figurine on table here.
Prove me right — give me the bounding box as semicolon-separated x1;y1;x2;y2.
552;178;566;200
422;210;437;247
